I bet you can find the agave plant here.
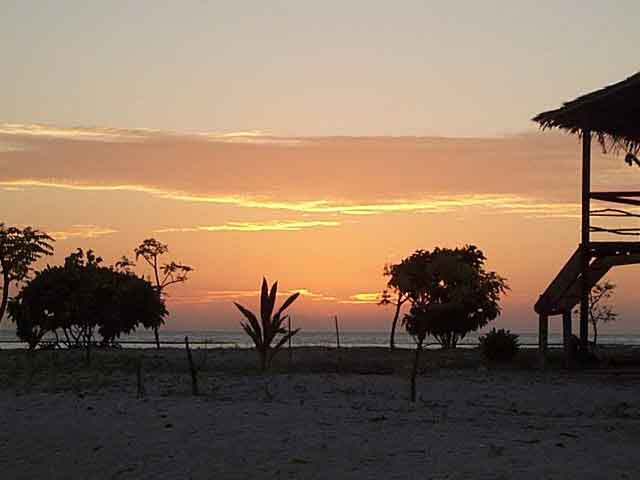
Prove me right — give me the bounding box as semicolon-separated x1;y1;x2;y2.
234;278;300;371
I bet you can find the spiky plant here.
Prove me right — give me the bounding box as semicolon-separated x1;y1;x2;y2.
234;278;300;371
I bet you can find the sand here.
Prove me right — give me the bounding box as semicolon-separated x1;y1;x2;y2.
1;347;639;479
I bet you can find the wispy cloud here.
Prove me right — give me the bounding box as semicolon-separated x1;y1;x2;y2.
0;179;580;218
170;287;336;305
0;123;305;146
0;124;148;142
154;220;341;233
339;293;381;304
48;224;118;241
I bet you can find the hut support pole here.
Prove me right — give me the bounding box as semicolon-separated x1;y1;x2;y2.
562;310;572;368
580;130;591;348
538;314;548;353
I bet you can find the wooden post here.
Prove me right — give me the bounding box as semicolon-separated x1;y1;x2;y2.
538;314;548;353
580;129;591;348
136;358;146;399
334;315;341;349
562;310;572;368
288;315;293;365
185;336;199;396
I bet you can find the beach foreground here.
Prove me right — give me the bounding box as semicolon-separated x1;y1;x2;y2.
1;347;639;479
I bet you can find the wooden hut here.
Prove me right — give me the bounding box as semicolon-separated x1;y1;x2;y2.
533;72;640;358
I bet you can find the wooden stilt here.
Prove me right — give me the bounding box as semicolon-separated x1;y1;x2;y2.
562;310;572;368
538;314;548;353
580;130;591;348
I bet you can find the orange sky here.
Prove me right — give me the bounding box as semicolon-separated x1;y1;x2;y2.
2;125;640;332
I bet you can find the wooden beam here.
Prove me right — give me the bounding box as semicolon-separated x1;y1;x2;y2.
580;130;591;347
534;247;582;314
590;193;640;207
590;191;640;197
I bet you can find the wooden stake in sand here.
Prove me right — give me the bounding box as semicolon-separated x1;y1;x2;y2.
288;315;293;364
334;315;341;349
185;336;199;396
136;358;146;399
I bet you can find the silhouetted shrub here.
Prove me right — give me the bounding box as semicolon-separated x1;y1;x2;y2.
234;278;300;371
479;328;519;362
8;249;166;354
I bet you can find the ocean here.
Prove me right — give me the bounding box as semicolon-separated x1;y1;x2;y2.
1;329;640;349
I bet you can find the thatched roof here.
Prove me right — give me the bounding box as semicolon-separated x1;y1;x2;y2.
533;72;640;155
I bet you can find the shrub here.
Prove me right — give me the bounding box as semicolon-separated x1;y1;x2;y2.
479;328;519;362
234;278;300;371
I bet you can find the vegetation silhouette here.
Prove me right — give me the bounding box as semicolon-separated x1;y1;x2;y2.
131;238;193;350
0;224;54;322
402;245;508;349
573;281;617;345
9;249;167;361
479;328;520;362
379;259;412;350
399;245;507;401
234;278;300;371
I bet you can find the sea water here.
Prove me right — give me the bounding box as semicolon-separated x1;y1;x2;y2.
1;328;640;349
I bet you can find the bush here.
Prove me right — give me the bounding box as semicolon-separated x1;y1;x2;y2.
479;328;519;362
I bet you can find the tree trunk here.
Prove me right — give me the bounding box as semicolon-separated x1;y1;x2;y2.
390;299;402;350
0;270;9;323
154;325;160;350
85;332;91;365
260;348;268;372
410;339;424;403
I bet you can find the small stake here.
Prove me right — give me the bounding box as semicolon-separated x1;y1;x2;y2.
185;336;199;396
136;358;146;399
288;315;293;365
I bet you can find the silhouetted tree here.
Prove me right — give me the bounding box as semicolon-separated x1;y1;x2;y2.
402;246;508;349
380;260;413;349
0;224;53;323
573;281;617;345
133;238;193;349
234;278;300;371
8;249;167;357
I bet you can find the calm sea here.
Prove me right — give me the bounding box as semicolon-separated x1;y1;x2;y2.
1;329;640;349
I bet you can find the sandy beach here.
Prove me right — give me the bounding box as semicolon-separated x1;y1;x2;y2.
1;347;639;479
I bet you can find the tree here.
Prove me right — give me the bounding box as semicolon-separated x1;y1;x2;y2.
0;224;54;323
234;278;300;371
134;238;193;349
574;281;617;345
379;260;413;349
8;249;167;357
402;246;508;349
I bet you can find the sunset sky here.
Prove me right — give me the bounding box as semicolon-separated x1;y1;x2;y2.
2;1;640;332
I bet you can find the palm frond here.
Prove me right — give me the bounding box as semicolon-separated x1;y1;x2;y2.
234;302;262;341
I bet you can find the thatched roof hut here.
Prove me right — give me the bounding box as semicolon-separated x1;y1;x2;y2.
533;72;640;157
532;71;640;354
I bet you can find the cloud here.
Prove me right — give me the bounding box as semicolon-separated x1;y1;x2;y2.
0;124;149;142
339;292;381;304
170;287;336;305
0;123;305;146
0;179;580;219
0;127;591;205
154;220;341;233
48;224;118;241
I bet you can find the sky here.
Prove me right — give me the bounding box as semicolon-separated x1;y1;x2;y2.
2;1;640;333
